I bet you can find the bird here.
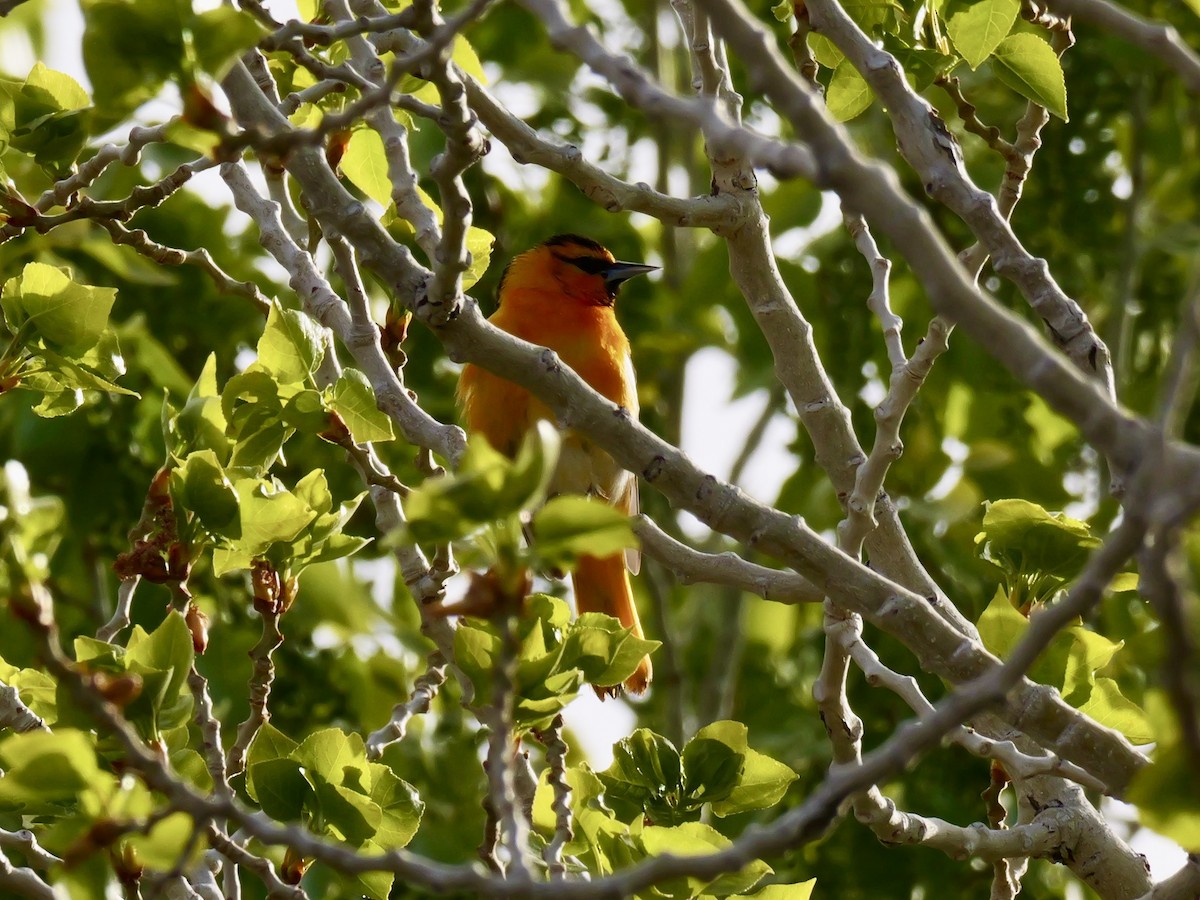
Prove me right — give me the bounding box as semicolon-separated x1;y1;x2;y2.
457;234;656;696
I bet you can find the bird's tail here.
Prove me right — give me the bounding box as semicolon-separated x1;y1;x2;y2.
572;553;652;696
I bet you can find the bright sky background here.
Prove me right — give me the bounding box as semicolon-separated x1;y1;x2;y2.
0;0;1188;882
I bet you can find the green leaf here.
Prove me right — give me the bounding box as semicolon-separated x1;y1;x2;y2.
125;812;197;870
342;127;393;207
256;302;325;385
246;722;300;780
716;746;798;817
462;226;495;291
452;619;500;701
351;853;396;900
1130;741;1200;850
883;34;959;90
281;387;331;434
1128;693;1200;850
404;424;559;543
214;477;319;574
317;781;382;844
453;597;606;731
1110;572;1139;592
251;757;312;822
976;499;1096;598
639;821;772;897
171;747;214;792
947;0;1018;68
976;585;1028;659
826;60;873;122
681;738;744;808
125;612;193;690
599;729;686;824
22;62;89;112
26;378;82;417
172;354;230;459
771;0;793;21
751;882;817;900
171;450;240;537
990;33;1067;120
190;7;264;78
564;612;659;688
1060;626;1123;701
83;0;186;117
2;262;118;357
221;369;287;470
367;762;424;849
0;729;102;811
0;662;56;723
1075;678;1153;744
451;36;488;84
839;0;901;33
689;721;797;817
613;729;682;793
5;65;91;173
246;728;303;801
27;345;139;400
808;34;844;68
532;496;638;569
124;612;195;736
326;368;396;444
533;764;626;868
293;728;371;787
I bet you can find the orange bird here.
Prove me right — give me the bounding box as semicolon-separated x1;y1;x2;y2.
457;234;655;695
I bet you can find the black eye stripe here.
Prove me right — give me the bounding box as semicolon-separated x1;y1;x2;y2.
553;253;611;275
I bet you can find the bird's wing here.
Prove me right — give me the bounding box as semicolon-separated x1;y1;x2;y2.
617;473;640;575
619;351;641;574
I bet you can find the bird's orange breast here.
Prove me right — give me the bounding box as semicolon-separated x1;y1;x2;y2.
458;287;635;456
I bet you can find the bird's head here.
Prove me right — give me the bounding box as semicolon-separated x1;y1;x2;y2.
498;234;657;308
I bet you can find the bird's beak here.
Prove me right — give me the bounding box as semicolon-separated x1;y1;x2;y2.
602;261;658;291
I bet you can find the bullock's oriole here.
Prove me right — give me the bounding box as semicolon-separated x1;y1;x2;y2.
457;234;655;695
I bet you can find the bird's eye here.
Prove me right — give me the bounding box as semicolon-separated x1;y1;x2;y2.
560;255;611;276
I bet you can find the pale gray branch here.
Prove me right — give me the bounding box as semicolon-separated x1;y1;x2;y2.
0;829;60;869
788;0;1115;398
218;159;465;462
0;680;47;733
0;849;55;900
328;0;442;259
36;122;174;211
224;602;284;780
366;652;448;759
633;515;822;604
96;576;140;641
1137;856;1200;900
466;81;738;228
482;617;533;881
537;716;573;879
679;0;1153;482
1044;0;1200;92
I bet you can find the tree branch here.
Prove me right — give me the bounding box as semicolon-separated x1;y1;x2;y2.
634;516;822;604
0;679;48;733
1043;0;1200;92
786;0;1115;397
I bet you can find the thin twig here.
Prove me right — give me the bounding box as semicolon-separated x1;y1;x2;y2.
0;680;48;733
97;576;141;642
1042;0;1200;92
366;652;448;759
224;603;284;779
536;716;573;879
482;616;532;881
0;829;60;869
